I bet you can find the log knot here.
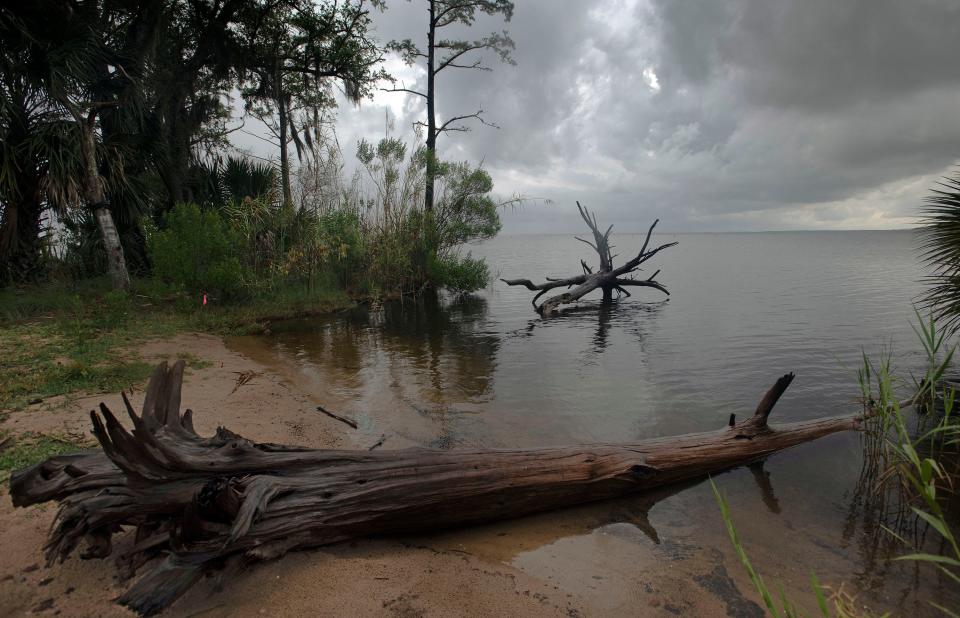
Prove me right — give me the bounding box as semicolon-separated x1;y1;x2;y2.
630;464;658;480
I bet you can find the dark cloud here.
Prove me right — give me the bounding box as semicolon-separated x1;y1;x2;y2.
714;0;960;111
237;0;960;232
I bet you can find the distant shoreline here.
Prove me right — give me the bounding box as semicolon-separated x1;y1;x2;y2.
494;228;917;237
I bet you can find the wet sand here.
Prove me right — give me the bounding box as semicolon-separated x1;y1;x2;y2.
0;332;895;617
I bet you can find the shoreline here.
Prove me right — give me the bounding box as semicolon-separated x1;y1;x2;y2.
0;330;775;617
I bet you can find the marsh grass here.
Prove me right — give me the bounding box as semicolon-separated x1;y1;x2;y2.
856;312;960;615
714;312;959;618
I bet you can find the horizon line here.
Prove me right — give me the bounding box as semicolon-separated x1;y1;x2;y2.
497;227;918;236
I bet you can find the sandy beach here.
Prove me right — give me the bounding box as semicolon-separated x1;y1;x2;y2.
1;332;794;617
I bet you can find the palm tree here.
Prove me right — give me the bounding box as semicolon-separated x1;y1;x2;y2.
1;1;162;289
0;66;84;282
919;169;960;335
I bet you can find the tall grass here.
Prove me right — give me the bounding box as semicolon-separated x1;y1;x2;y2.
711;478;878;618
714;313;959;618
857;312;960;615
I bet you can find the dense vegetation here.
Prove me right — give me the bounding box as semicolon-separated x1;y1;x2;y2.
0;0;514;300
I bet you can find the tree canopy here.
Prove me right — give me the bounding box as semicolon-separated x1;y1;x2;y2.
0;0;387;285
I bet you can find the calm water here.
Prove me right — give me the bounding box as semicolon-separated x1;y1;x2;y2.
231;231;959;615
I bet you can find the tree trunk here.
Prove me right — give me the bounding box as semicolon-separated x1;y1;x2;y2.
159;94;193;210
9;362;867;615
424;0;436;212
80;121;130;290
278;91;292;208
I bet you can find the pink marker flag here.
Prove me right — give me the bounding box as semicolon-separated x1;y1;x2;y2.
202;294;207;306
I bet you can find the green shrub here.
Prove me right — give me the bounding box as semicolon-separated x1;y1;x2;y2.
434;163;501;248
316;207;368;288
147;202;247;299
350;137;501;295
429;252;490;293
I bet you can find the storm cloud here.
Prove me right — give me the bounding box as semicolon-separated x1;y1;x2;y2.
241;0;960;232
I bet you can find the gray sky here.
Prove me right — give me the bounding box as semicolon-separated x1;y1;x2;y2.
233;0;960;233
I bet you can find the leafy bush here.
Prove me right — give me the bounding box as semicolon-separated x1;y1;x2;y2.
317;207;367;286
433;163;501;248
429;253;490;293
138;146;501;302
351;138;500;294
147;202;247;299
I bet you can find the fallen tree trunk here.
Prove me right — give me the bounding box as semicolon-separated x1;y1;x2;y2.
502;202;677;315
10;361;865;615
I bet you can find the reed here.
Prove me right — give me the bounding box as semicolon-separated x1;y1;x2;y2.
856;312;960;615
711;478;881;618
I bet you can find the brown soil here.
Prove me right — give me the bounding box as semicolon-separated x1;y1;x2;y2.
1;333;770;617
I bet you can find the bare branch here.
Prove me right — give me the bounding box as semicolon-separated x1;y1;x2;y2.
436;110;499;134
613;278;669;296
434;43;486;72
503;203;677;315
382;86;427;99
574;236;598;252
442;60;491;71
501;275;586;291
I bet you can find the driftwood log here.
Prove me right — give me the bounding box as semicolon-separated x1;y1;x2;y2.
9;361;866;615
502;202;677;315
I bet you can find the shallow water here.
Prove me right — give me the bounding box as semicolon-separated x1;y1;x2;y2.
230;231;959;615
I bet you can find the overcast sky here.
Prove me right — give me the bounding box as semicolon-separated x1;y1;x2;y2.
233;0;960;233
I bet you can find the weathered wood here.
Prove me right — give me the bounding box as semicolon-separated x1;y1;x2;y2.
502;203;677;315
9;361;865;615
316;404;358;429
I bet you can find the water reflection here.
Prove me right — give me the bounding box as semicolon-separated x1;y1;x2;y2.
510;299;668;361
747;462;781;515
229;233;960;614
271;291;499;408
261;291;503;448
840;414;960;601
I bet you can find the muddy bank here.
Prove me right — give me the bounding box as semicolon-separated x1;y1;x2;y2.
0;332;878;617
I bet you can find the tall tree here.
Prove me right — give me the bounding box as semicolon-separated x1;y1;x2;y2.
147;0;250;209
0;0;167;282
1;0;165;289
387;0;514;212
240;0;385;207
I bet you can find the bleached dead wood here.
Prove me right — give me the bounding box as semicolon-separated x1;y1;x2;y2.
502;202;676;315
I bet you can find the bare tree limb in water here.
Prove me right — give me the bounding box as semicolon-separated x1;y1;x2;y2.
501;202;677;315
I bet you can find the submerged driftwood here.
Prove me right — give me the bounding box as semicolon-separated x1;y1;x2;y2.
10;361;865;615
502;202;677;315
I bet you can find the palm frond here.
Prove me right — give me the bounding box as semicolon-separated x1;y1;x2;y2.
918;169;960;336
